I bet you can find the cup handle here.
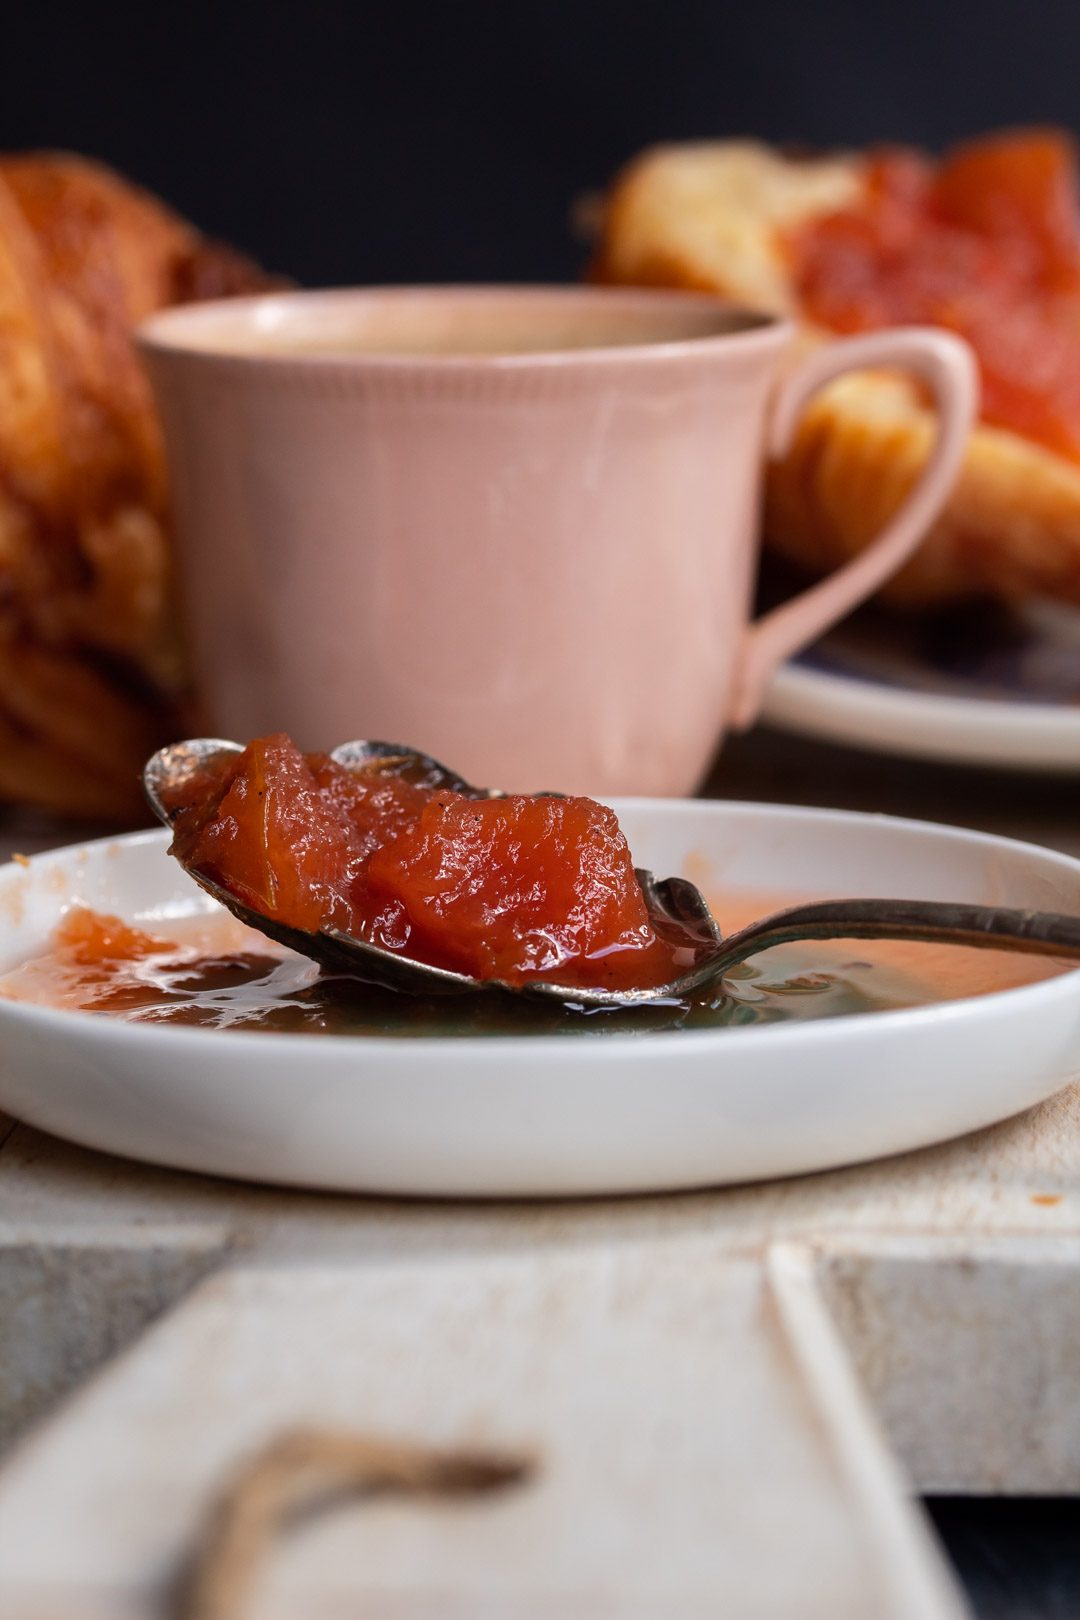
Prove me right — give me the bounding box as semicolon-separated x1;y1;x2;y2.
730;326;979;729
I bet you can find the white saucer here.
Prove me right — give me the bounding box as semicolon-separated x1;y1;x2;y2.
765;662;1080;771
763;601;1080;772
1;804;1079;1197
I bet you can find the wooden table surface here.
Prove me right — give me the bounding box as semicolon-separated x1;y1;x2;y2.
1;727;1078;1619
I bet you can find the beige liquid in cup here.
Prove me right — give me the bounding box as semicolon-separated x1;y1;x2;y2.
251;331;639;355
187;305;764;358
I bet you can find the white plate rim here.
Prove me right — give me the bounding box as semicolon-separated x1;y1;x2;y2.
764;661;1080;772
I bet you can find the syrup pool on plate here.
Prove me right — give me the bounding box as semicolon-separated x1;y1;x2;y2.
0;895;1065;1039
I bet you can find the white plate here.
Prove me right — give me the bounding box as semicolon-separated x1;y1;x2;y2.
1;804;1079;1197
763;601;1080;772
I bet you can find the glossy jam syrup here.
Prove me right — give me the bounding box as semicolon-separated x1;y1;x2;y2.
167;734;703;991
790;130;1080;459
0;903;1064;1038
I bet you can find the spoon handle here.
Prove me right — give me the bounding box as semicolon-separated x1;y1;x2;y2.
713;897;1080;975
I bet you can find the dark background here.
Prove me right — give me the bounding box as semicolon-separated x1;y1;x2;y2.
5;0;1080;285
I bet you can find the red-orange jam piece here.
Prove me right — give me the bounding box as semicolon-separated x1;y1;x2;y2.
54;907;175;964
168;734;693;991
363;791;679;987
790;129;1080;459
171;736;368;934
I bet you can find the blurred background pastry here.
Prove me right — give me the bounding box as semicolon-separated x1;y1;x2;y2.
592;129;1080;612
0;154;277;819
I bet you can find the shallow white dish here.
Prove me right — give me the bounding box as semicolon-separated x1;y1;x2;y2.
763;601;1080;773
1;803;1079;1197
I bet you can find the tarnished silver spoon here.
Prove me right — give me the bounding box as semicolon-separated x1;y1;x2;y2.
144;738;1080;1010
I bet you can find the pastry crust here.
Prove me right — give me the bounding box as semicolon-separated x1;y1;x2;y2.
0;154;277;818
592;140;1080;608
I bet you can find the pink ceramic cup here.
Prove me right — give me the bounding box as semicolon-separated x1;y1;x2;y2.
138;286;976;796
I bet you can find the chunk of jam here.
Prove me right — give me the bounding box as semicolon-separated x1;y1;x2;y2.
167;733;694;991
789;129;1080;459
53;907;175;965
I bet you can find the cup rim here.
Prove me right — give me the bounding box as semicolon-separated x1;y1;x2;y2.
136;283;794;370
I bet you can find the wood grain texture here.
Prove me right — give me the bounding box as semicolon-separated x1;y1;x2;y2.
0;1255;964;1619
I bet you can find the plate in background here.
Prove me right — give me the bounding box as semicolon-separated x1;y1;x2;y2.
763;600;1080;772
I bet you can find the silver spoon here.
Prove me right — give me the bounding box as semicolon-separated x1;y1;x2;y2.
144;738;1080;1010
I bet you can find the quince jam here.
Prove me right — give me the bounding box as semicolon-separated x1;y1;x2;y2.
166;733;695;992
790;130;1080;459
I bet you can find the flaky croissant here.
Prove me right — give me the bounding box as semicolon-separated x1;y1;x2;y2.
591;137;1080;611
0;153;278;820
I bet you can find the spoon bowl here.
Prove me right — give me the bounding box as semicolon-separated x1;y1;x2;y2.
143;737;511;998
143;739;1080;1008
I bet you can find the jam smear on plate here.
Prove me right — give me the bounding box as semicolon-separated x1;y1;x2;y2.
4;904;1060;1038
167;733;695;992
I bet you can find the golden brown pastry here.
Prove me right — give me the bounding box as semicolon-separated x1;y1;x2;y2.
0;153;277;820
591;132;1080;610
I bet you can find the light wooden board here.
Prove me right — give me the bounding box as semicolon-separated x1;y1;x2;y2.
0;1249;966;1620
1;739;1078;1617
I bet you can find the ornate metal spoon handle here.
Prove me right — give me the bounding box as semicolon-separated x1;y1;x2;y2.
523;894;1080;1009
704;897;1080;977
